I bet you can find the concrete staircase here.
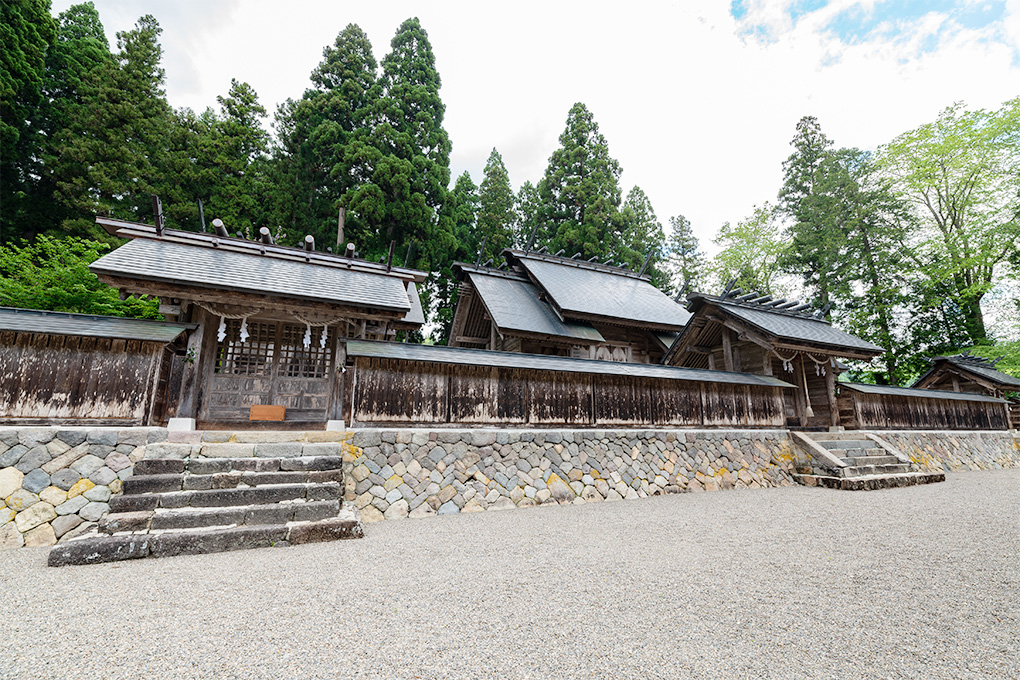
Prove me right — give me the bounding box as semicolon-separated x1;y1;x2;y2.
48;439;362;566
791;431;945;490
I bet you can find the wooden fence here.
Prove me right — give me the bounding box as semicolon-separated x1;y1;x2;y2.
0;331;165;425
344;356;788;428
837;383;1010;431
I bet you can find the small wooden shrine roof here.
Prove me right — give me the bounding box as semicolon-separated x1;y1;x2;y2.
913;353;1020;390
506;250;692;331
346;339;793;388
91;232;418;315
664;289;884;364
841;381;1007;404
0;307;194;342
457;264;604;343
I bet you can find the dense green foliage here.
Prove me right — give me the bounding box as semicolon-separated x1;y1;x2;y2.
0;236;158;317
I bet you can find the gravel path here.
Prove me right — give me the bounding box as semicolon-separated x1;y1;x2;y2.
3;470;1018;680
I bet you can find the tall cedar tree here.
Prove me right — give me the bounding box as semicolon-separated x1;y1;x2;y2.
619;185;668;288
665;214;704;294
433;171;479;343
0;0;56;242
347;17;454;268
53;14;172;237
881;99;1020;345
777;116;840;310
475;148;515;264
515;180;543;249
270;24;378;248
538;103;624;261
30;2;110;241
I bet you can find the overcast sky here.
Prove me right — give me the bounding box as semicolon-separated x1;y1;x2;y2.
51;0;1020;252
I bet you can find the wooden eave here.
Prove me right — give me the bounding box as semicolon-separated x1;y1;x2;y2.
914;364;1004;394
96;274;409;323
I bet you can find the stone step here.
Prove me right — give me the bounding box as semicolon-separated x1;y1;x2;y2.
826;447;886;458
122;468;341;495
841;455;900;467
819;439;874;451
48;511;363;567
793;471;946;491
840;463;910;478
99;499;341;534
134;456;342;477
146;440;344;460
109;482;342;513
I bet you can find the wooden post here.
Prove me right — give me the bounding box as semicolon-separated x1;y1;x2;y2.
176;312;206;419
707;353;716;370
721;328;734;372
328;341;347;422
793;356;808;427
762;348;773;376
951;375;961;392
824;361;839;428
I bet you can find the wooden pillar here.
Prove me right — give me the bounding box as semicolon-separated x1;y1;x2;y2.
762;348;773;376
794;355;808;427
176;310;206;419
824;360;839;428
951;375;961;392
328;341;347;422
721;328;734;372
707;353;716;370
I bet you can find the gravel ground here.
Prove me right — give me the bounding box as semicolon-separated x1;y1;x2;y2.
2;469;1018;680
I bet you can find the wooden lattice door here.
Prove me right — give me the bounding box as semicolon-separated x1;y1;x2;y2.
203;319;335;423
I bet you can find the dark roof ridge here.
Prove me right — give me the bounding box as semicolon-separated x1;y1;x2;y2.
689;290;826;321
452;261;528;281
0;306;193;327
505;248;651;281
95;217;428;283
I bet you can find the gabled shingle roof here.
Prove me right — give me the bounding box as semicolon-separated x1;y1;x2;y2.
509;252;691;330
91;238;414;313
840;382;1007;404
719;302;884;353
466;270;604;343
915;354;1020;389
0;307;193;342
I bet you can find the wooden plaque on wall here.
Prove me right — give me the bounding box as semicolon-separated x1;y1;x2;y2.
250;405;286;421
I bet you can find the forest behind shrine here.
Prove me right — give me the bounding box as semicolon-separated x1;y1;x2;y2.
1;2;1018;386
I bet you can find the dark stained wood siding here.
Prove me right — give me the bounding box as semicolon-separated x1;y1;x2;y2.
0;331;162;424
349;356;788;428
839;389;1009;431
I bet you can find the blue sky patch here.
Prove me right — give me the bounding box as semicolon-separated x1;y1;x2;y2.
731;1;1008;43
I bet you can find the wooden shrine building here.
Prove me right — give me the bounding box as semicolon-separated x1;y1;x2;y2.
662;287;885;428
88;217;427;428
448;249;691;363
913;352;1020;428
912;352;1020;400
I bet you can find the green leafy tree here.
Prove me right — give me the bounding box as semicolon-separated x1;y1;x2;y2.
881;98;1020;345
0;0;56;242
665;214;704;294
538;102;624;261
710;202;788;295
476;148;516;264
432;171;478;343
0;236;158;317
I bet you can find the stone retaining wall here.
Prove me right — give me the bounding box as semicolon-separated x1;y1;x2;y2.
0;427;168;548
866;430;1020;472
345;429;800;521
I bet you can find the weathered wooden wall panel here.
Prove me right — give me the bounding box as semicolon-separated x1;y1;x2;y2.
496;368;528;422
0;331;161;423
449;364;500;423
528;370;592;425
353;357;448;423
594;375;653;426
650;379;703;426
841;390;1008;430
